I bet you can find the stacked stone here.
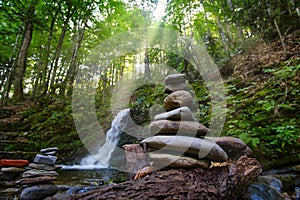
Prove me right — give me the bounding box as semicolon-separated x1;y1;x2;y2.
17;147;61;200
142;74;251;169
0;159;29;199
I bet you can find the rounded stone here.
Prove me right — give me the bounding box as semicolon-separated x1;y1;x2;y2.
154;106;197;121
149;120;209;137
164;74;186;85
164;91;197;111
141;135;228;162
20;184;58;200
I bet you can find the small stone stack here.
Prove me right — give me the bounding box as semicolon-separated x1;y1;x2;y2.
17;147;61;200
0;159;29;199
142;74;251;169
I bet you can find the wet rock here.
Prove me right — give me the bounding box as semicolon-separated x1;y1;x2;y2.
164;90;197;111
164;74;186;85
1;167;26;174
40;147;58;154
141;135;228;162
149;153;210;169
0;188;20;199
164;83;188;94
16;176;57;185
22;169;58;178
205;136;251;158
149;120;209;137
0;159;29;167
20;184;58;200
258;175;283;192
29;163;62;171
66;186;100;195
153;106;197;121
247;182;285;200
34;154;57;165
0;172;17;180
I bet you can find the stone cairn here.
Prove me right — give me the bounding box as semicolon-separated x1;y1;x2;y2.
0;147;61;200
141;74;252;169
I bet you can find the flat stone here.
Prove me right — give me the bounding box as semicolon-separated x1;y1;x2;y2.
149;120;209;137
205;137;251;158
0;159;29;167
16;176;57;185
1;167;26;174
164;74;186;85
44;151;57;155
22;169;58;178
164;90;197;111
20;184;58;200
149;153;210;169
164;83;187;94
0;188;20;195
40;147;58;154
29;163;62;171
34;154;57;165
154;106;197;121
142;135;228;162
0;180;16;187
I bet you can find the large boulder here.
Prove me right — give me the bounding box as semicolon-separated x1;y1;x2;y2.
148;120;209;137
141;135;228;162
164;91;197;111
153;106;197;121
164;74;186;85
149;153;210;169
205;136;252;158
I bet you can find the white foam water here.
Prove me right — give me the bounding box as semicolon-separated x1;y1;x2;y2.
77;108;131;168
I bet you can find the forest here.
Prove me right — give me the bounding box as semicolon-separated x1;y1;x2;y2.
0;0;300;199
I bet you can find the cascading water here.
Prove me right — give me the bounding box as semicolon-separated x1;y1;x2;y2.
80;108;131;167
62;108;131;170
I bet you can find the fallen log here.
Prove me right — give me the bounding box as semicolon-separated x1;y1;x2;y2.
66;155;262;200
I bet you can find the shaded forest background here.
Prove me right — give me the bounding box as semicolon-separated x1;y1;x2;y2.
0;0;299;169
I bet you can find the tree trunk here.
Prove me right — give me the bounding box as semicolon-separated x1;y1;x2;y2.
13;19;34;100
66;156;262;200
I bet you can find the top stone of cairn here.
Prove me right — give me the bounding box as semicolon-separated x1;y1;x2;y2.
164;74;186;85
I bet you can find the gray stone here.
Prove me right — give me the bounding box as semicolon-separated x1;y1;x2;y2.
164;74;186;85
44;151;57;155
40;147;58;154
0;180;16;187
22;169;58;178
29;163;62;171
164;83;187;94
149;120;209;137
34;154;57;165
149;153;210;169
205;136;251;158
164;90;197;111
20;184;58;200
141;135;228;162
154;106;197;121
258;175;283;193
1;167;26;174
16;176;57;185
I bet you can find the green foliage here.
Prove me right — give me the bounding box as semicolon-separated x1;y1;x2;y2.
224;59;300;160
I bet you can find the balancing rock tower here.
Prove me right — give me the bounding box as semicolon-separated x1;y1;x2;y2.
142;74;251;169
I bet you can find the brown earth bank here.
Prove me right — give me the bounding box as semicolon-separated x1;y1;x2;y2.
64;156;261;200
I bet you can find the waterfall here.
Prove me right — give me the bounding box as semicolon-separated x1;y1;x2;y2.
78;108;131;169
